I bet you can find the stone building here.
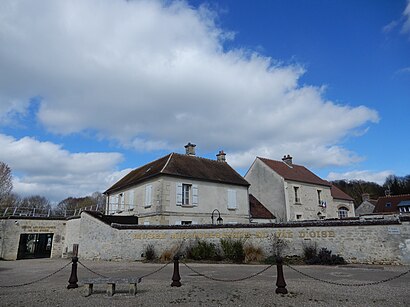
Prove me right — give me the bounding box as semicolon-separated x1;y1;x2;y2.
245;155;355;222
104;143;250;225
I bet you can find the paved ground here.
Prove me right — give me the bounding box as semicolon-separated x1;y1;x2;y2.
0;258;409;306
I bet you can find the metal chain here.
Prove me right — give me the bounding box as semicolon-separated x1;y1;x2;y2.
139;261;172;280
78;260;109;278
181;261;275;282
285;263;410;287
0;260;72;288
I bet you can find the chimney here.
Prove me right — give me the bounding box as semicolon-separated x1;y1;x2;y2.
362;193;370;202
216;150;226;162
282;154;293;166
184;142;196;156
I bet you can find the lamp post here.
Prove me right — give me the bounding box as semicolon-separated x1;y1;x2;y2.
211;209;223;225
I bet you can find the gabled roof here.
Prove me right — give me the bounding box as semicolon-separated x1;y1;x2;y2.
258;157;331;187
105;153;249;194
331;185;354;201
374;194;410;213
249;194;275;219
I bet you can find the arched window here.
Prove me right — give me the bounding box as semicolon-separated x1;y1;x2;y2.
338;207;349;219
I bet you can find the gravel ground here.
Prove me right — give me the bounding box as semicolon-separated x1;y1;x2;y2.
0;259;409;307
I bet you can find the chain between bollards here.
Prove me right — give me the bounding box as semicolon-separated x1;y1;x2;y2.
67;256;79;289
171;255;181;287
275;257;288;294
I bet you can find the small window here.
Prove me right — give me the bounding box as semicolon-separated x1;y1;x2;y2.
143;221;150;225
385;202;391;208
317;190;322;204
181;221;192;225
338;207;349;219
296;214;302;220
294;187;300;203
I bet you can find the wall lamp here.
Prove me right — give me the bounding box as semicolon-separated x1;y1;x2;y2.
211;209;223;225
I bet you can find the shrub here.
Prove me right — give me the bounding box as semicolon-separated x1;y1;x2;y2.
304;245;346;265
302;242;318;263
220;239;245;263
269;234;288;258
244;244;264;263
144;244;156;261
185;240;220;261
160;244;182;262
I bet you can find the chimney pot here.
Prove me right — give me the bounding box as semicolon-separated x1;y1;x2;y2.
216;150;226;162
184;142;196;156
282;154;293;166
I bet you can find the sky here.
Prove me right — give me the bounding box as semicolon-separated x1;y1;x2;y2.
0;0;409;203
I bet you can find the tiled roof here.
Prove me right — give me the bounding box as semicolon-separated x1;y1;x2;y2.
258;157;331;187
331;185;354;201
249;194;275;219
105;153;249;194
374;194;410;213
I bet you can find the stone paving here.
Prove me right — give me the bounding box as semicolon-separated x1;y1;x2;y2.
0;258;409;306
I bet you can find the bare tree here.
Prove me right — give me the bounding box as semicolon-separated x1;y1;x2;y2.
0;162;13;207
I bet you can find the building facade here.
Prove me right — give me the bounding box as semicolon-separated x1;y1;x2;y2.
245;155;355;222
104;144;250;225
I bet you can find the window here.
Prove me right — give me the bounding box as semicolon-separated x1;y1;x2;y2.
317;190;322;205
182;184;191;205
228;189;237;209
385;202;391;208
176;183;198;206
181;221;192;225
338;207;349;219
145;185;152;207
294;187;300;203
296;214;302;220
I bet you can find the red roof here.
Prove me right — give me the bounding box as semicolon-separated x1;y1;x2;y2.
331;185;354;201
258;157;331;187
374;194;410;213
249;194;275;219
105;153;249;194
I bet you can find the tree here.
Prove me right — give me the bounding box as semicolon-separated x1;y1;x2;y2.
54;192;106;216
20;195;51;211
383;175;410;195
0;162;13;207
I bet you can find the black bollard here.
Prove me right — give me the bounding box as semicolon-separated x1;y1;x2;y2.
67;256;79;289
171;255;181;287
275;257;288;294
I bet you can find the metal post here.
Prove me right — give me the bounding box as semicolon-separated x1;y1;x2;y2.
67;256;79;289
171;255;181;287
275;257;288;294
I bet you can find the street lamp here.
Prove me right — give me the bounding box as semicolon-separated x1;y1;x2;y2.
211;209;223;225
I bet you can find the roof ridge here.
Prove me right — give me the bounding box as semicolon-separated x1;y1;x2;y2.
160;152;174;173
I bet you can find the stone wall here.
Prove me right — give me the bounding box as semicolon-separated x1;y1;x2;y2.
77;212;410;265
63;217;81;257
0;217;66;260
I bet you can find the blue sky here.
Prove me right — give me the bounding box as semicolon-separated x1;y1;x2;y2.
0;0;409;203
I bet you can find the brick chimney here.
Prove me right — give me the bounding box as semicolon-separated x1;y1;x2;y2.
282;154;293;166
184;142;196;156
216;150;226;162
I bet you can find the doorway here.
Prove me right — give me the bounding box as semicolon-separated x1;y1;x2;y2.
17;233;53;259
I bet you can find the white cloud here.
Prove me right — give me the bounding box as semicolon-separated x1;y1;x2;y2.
0;134;125;202
326;170;393;185
402;0;410;34
0;0;378;171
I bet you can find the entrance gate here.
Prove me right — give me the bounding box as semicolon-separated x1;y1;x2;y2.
17;233;53;260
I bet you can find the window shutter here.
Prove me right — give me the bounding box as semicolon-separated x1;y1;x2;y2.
145;185;152;207
192;184;198;206
128;190;135;209
228;189;237;209
176;183;182;206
